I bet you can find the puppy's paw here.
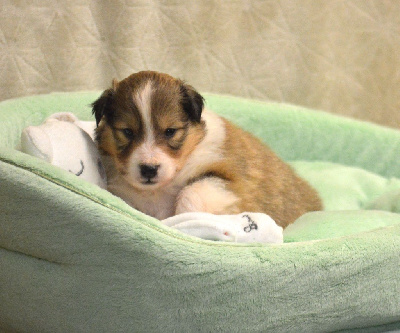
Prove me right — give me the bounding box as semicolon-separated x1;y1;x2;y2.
175;184;206;215
175;177;239;215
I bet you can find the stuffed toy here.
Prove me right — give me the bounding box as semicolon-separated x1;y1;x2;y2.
20;112;283;244
20;112;107;189
163;212;283;243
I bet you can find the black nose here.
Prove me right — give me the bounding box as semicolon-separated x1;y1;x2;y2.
140;164;160;179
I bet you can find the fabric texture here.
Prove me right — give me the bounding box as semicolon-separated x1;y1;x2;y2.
1;92;400;332
1;1;400;128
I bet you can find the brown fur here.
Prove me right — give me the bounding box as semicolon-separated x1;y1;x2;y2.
92;71;322;227
205;120;322;228
95;72;205;173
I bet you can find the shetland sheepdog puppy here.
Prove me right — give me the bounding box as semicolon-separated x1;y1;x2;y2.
92;71;322;228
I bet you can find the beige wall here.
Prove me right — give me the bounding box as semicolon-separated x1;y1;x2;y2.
1;1;399;128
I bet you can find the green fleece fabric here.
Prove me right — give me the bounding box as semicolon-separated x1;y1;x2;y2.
1;92;400;332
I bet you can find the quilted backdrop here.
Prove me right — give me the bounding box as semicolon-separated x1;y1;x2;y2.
1;1;400;128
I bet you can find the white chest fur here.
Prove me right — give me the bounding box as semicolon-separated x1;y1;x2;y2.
107;180;181;219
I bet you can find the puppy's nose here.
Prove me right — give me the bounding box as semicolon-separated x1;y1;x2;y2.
140;164;160;179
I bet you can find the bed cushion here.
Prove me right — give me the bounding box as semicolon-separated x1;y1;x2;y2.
1;92;400;332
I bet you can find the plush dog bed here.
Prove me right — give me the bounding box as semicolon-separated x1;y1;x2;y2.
1;92;400;333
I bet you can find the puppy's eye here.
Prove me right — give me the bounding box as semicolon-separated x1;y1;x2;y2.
165;128;177;138
122;128;134;139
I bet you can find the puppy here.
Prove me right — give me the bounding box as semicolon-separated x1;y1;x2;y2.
92;71;322;228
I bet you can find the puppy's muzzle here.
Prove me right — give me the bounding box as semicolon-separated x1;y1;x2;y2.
140;164;160;182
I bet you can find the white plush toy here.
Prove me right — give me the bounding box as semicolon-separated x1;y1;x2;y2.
20;112;107;189
163;212;283;244
20;112;283;244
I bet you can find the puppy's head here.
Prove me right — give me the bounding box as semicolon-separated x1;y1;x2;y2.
92;71;205;190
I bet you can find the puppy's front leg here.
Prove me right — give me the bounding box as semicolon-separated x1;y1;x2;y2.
176;177;240;215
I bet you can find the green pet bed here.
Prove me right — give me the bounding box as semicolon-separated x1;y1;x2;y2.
1;92;400;333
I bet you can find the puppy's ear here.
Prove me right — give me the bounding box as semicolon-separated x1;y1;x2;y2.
180;83;204;123
91;88;115;126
